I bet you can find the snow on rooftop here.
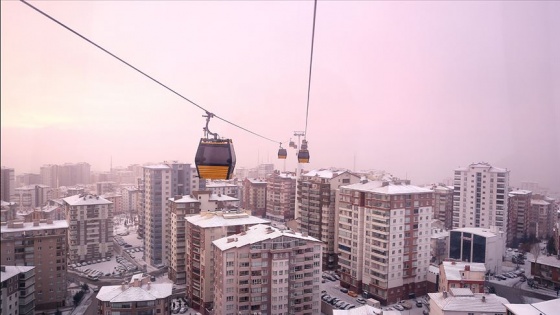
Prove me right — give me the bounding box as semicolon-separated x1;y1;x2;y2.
246;178;267;184
63;194;112;206
143;164;170;169
441;261;486;281
332;305;382;315
452;227;499;238
0;266;34;283
206;182;237;187
534;254;560;268
278;172;296;179
1;220;69;233
303;169;349;179
342;181;432;195
168;195;199;203
454;162;508;173
96;283;172;302
429;290;508;313
531;199;551;206
209;194;238;202
509;190;532;195
506;298;560;315
185;212;269;228
213;224;321;251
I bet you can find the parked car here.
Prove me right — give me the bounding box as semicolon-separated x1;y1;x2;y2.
394;304;405;311
416;300;423;307
356;298;366;304
348;291;358;297
340;287;349;293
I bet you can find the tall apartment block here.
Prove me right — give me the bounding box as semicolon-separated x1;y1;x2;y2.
212;224;323;315
297;169;361;270
336;180;433;305
429;184;454;230
121;186;140;215
0;265;36;315
242;178;267;217
0;220;68;311
185;211;269;314
166;195;201;284
266;171;297;222
63;194;114;263
16;173;41;188
507;190;534;246
532;194;556;239
452;163;510;236
142;162;202;267
1;167;15;202
40;163;91;188
12;185;52;213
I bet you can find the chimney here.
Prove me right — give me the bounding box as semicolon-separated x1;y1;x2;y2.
147;281;151;290
465;265;470;271
482;296;486;302
121;281;126;291
443;291;448;298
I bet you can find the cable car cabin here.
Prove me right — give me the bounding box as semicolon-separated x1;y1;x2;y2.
297;149;309;163
195;138;236;179
278;148;287;159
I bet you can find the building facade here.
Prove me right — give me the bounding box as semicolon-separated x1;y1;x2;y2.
0;220;68;311
185;211;269;314
448;227;505;274
452;162;510;237
438;261;486;293
12;185;52;213
298;169;361;270
428;288;508;315
166;195;201;284
507;190;534;246
532;194;556;239
1;167;16;202
336;180;433;305
429;184;454;230
266;171;297;222
206;180;240;199
0;265;35;315
242;178;267;217
212;224;322;315
63;194;114;263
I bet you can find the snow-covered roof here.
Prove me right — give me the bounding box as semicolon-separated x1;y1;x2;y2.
246;178;267;184
168;195;199;203
342;181;432;195
509;190;532;196
454;162;508;173
206;182;237;188
1;220;69;233
428;265;440;274
1;266;34;283
531;199;550;206
143;164;170;170
96;283;172;302
451;227;499;238
1;200;16;207
441;261;486;281
213;224;321;251
505;298;560;315
63;194;112;206
429;290;508;313
209;194;238;202
185;212;269;228
332;305;382;315
278;173;296;179
431;229;449;239
534;254;560;268
303;169;350;179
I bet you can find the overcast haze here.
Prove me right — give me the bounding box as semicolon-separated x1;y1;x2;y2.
1;1;559;189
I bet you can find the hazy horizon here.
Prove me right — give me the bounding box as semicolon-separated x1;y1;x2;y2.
2;1;559;190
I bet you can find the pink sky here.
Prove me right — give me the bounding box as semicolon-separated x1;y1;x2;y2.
1;1;559;189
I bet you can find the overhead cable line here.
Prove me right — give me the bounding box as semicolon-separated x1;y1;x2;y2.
304;0;318;139
19;0;280;145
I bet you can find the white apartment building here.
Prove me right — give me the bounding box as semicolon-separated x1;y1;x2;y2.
120;186;140;214
0;265;35;315
63;194;114;263
336;180;433;305
452;162;510;237
448;227;505;274
185;211;269;314
298;169;361;270
205;180;239;198
428;288;508;315
212;224;322;315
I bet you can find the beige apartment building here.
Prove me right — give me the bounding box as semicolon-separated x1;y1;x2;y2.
213;224;323;315
336;180;433;304
242;178;267;217
63;194;114;263
185;211;269;314
166;194;201;284
266;171;297;222
0;219;68;311
0;265;35;315
298;169;361;270
429;184;454;230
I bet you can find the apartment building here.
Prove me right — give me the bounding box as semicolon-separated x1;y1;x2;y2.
336;180;433;304
96;273;173;315
1;167;16;202
266;171;297;222
429;184;454;230
1;201;17;222
166;195;201;284
96;181;117;195
452;163;510;237
428;288;508;315
0;220;68;311
507;190;534;246
0;265;35;315
298;169;361;270
532;194;556;239
101;192;123;214
242;178;267;217
206;180;240;198
438;261;486;293
121;186;140;215
212;224;322;315
185;211;269;314
63;194;114;263
142;162;201;267
12;185;52;213
448;227;505;274
16;173;41;187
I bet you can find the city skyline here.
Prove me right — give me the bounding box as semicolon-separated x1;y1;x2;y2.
2;1;559;190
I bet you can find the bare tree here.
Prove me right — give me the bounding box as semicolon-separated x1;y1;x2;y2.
531;242;541;263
